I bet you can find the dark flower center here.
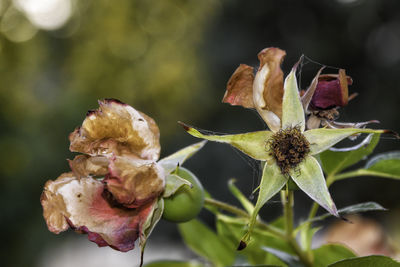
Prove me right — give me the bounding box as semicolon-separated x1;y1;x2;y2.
268;126;310;175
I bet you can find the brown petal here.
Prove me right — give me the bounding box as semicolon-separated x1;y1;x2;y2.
255;47;286;118
41;173;156;252
69;99;161;161
223;64;255;108
104;157;165;208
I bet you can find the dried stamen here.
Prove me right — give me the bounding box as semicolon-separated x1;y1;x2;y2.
267;126;310;175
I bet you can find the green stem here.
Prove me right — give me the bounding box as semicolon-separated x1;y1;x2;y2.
281;187;313;267
204;197;285;239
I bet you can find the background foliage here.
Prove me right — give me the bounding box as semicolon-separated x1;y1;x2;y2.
0;0;399;266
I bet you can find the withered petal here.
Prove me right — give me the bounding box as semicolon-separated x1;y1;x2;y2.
68;155;109;178
254;47;286;119
310;69;353;110
105;157;165;208
41;173;157;252
69;99;161;161
223;64;255;108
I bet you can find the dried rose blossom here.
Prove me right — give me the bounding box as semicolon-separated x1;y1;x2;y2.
41;99;205;258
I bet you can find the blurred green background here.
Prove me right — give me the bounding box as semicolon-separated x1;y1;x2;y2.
1;0;400;266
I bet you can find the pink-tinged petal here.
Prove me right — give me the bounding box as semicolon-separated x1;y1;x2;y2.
223;64;255;108
69;99;160;161
253;47;286;119
310;69;353;110
104;157;165;208
41;173;157;252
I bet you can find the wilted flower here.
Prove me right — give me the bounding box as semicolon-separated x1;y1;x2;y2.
180;47;392;248
41;99;205;257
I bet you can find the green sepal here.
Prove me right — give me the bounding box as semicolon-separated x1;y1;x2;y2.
162;174;192;198
290;156;338;217
179;122;273;161
282;64;305;132
158;140;206;174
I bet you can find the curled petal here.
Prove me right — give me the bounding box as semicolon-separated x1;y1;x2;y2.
310;69;353;110
254;48;286;118
105;157;165;208
69;99;160;161
223;64;255;108
68;155;109;178
41;174;156;252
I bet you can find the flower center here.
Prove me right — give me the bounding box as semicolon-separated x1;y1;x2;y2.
268;126;310;175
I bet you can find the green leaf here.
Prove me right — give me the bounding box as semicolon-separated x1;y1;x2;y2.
313;244;356;267
228;179;254;214
140;198;164;258
282;65;305;132
318;133;380;176
333;151;400;181
262;247;303;267
163;174;192;198
144;261;204;267
290;156;338;217
178;219;235;267
179;122;273;160
328;255;400;267
158;141;206;174
241;163;288;246
305;129;384;159
299;226;321;253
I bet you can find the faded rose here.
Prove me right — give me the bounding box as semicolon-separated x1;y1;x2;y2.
41;99;205;255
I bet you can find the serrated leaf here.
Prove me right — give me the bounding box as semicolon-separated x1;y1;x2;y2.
242;163;288;246
158;141;206;174
179;122;273;160
163;174;192;198
290;156;338;217
228;179;254;214
333;151;400;182
313;244;356;267
143;261;204;267
318;133;380;176
282;65;305;132
328;255;400;267
178;219;235;267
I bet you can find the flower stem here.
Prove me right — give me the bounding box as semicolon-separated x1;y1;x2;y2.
203;197;285;239
281;187;313;267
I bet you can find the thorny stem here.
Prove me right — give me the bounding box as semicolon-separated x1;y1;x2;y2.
204;197;285;239
281;186;313;267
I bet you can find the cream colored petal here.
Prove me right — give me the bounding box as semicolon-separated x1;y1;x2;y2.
105;157;165;208
69;99;160;161
282;65;305;132
253;47;285;131
41;173;157;252
222;64;255;108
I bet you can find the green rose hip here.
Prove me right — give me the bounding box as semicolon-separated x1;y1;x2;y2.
163;167;205;223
